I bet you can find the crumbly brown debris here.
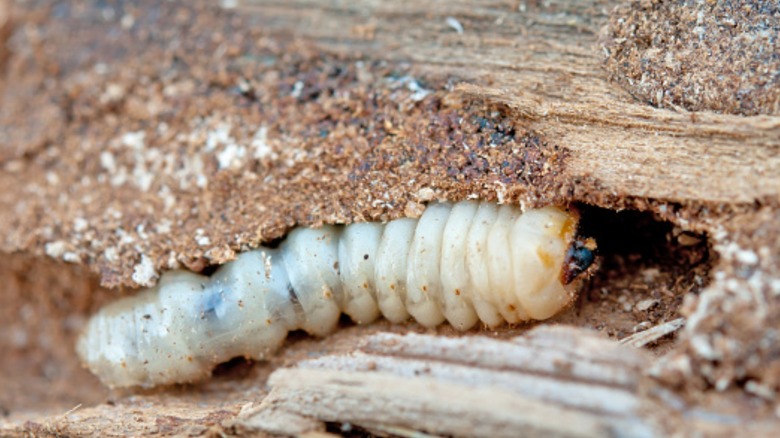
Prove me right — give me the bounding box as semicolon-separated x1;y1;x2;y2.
654;205;780;402
0;1;574;289
603;0;780;115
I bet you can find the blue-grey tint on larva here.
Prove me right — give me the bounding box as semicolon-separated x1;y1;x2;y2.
78;201;584;388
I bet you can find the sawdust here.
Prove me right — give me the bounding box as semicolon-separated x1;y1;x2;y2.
655;206;780;400
0;1;569;289
604;0;780;115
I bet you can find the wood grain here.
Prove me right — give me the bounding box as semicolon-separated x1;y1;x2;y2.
239;0;780;204
239;327;780;437
239;327;659;437
1;1;778;436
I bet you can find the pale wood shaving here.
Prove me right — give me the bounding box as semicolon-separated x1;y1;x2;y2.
620;318;686;348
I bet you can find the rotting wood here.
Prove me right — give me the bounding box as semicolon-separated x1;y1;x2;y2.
237;327;780;437
1;0;778;290
3;1;780;433
237;327;657;438
239;0;780;205
603;0;780;116
157;0;780;417
260;369;609;438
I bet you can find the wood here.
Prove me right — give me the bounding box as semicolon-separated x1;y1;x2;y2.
237;327;779;437
620;318;685;348
238;327;656;437
1;1;778;436
239;0;780;204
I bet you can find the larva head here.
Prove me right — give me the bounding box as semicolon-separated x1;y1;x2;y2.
562;237;597;285
509;206;588;320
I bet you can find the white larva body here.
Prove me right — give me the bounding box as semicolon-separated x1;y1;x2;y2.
78;201;582;388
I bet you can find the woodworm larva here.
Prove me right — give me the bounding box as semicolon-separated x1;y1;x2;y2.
77;201;596;388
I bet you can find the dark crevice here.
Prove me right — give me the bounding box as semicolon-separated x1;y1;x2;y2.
577;204;713;280
563;204;714;341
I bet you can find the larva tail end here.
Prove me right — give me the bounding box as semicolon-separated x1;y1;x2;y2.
561;237;597;285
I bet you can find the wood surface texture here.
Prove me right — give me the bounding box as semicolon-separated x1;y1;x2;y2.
237;328;776;437
239;0;780;204
1;0;779;436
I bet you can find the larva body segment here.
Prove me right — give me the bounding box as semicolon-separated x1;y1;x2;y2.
466;203;506;327
338;223;383;324
373;218;415;323
203;250;293;360
280;227;342;336
406;202;450;328
488;204;527;323
439;201;480;330
77;201;590;388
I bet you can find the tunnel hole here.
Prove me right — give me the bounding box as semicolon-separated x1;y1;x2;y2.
199;264;220;277
576;204;707;264
558;204;714;344
210;356;256;381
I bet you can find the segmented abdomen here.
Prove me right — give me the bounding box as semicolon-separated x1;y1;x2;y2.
78;201;583;388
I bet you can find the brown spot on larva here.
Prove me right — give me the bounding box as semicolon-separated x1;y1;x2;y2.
559;213;578;241
333;261;339;271
121;361;127;368
266;319;272;325
389;283;396;290
455;288;461;296
508;304;516;312
363;254;369;260
187;356;193;362
536;247;555;269
422;285;428;292
362;282;368;289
